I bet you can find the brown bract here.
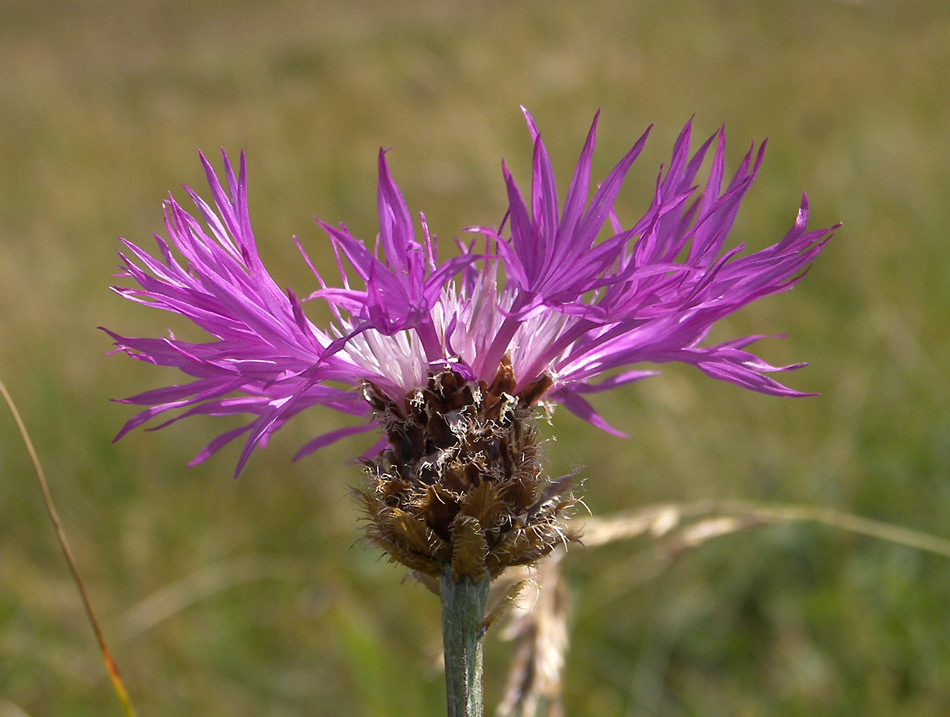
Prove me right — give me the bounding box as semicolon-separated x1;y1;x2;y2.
358;360;577;581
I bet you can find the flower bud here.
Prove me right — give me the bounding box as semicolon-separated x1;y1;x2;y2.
358;361;576;581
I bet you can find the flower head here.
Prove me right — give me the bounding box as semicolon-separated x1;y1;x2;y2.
106;110;835;577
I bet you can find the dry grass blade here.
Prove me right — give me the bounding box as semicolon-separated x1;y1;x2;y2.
576;499;950;560
661;514;769;556
578;502;710;547
712;499;950;559
497;553;569;717
0;377;138;717
497;497;950;715
0;701;31;717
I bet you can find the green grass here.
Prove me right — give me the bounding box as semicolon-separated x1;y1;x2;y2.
2;0;949;714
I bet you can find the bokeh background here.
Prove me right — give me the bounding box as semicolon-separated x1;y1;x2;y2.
2;0;949;714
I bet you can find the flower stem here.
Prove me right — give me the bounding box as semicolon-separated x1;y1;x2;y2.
440;569;490;717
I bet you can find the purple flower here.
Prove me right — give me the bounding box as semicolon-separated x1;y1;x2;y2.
106;109;836;477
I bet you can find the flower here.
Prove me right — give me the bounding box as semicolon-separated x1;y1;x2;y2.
107;109;833;472
106;109;835;577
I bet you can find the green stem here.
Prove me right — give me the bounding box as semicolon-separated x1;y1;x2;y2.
440;569;490;717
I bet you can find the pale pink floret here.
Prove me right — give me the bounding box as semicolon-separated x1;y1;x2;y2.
106;111;836;475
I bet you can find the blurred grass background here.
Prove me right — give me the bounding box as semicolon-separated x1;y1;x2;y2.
1;0;948;714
